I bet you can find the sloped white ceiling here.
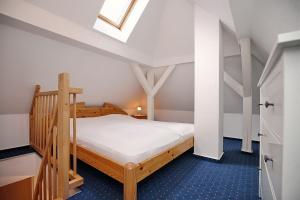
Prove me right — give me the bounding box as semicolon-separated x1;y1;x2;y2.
0;0;197;67
28;0;164;56
192;0;236;32
127;0;166;57
230;0;300;61
2;0;299;67
153;0;194;66
0;0;165;66
24;0;104;29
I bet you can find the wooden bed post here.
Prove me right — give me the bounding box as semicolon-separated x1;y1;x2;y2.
57;73;70;199
124;162;137;200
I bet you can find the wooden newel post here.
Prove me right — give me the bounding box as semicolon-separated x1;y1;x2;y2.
124;162;137;200
57;73;70;199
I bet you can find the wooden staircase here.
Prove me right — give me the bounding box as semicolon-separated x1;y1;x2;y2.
30;73;83;200
33;127;83;200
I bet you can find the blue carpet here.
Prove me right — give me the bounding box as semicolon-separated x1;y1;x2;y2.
70;138;259;200
0;139;259;199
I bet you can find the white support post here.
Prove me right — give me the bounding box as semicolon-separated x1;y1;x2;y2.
240;38;253;153
146;70;155;120
131;64;175;120
194;6;224;160
131;63;151;95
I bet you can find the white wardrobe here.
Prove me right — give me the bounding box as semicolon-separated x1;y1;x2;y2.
258;31;300;200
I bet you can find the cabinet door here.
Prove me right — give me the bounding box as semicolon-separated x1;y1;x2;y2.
260;58;283;140
260;122;283;200
261;158;276;200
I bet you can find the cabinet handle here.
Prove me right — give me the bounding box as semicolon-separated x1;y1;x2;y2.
264;155;273;163
257;132;264;137
265;101;274;108
258;103;264;107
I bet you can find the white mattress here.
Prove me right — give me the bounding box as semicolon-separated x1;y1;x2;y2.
70;114;194;164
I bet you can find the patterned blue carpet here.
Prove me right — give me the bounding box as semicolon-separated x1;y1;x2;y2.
70;138;259;200
0;138;259;199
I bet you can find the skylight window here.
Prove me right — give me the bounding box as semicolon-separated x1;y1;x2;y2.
99;0;137;30
94;0;150;43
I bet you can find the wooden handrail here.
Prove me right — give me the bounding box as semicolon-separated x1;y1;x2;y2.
36;88;83;96
30;73;83;200
70;88;83;94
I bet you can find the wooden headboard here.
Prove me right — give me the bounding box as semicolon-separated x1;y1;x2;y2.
70;102;128;118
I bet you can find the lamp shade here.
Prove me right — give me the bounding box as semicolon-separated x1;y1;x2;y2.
137;106;142;111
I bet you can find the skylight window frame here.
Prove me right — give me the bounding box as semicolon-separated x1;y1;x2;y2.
98;0;138;30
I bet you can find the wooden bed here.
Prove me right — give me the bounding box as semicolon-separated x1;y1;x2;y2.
70;102;194;200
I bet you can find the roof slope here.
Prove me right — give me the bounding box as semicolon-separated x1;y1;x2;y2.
230;0;300;62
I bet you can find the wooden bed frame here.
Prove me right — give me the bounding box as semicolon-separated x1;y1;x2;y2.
70;102;194;200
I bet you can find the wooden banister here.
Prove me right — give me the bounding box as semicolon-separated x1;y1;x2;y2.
30;73;83;200
72;94;77;175
57;73;70;199
33;126;58;200
36;88;82;96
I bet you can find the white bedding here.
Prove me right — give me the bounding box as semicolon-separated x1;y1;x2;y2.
70;114;194;164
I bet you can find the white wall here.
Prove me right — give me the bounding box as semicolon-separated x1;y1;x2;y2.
224;113;259;141
0;20;144;114
155;109;194;123
155;63;194;111
0;114;29;150
0;17;146;150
